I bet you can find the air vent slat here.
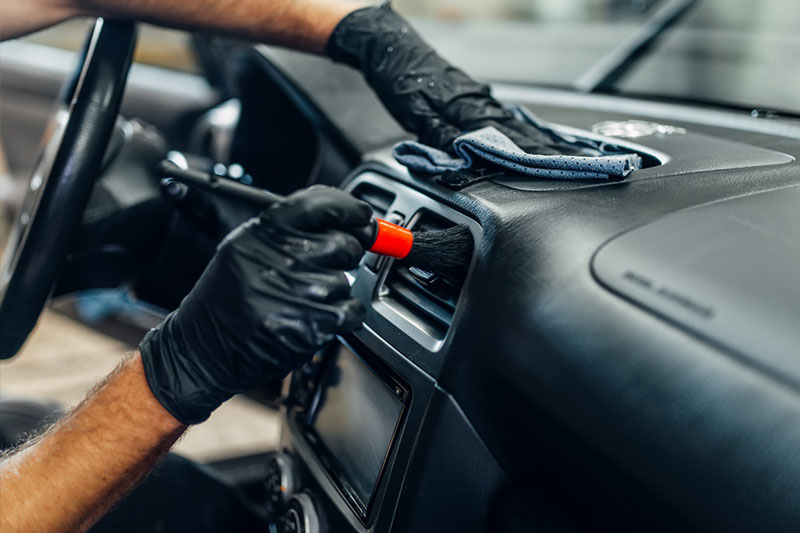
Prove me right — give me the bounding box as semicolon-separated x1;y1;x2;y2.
379;210;470;341
351;184;394;217
389;268;455;328
394;268;457;313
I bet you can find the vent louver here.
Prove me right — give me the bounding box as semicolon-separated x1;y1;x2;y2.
351;183;394;217
380;211;467;340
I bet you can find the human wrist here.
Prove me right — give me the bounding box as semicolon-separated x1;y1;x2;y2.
139;315;225;426
326;2;410;69
293;0;370;54
128;351;186;432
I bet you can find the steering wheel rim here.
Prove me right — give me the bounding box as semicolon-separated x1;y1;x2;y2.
0;19;137;358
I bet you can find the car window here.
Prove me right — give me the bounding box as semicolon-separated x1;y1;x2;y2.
393;0;666;87
616;0;800;115
394;0;800;115
22;19;199;73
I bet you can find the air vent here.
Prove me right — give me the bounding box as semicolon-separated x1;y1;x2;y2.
378;211;467;340
352;183;395;217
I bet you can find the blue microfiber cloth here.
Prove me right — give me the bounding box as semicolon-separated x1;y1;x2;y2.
393;108;642;182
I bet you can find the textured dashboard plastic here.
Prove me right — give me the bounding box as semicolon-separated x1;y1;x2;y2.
255;44;800;531
593;185;800;386
391;386;507;532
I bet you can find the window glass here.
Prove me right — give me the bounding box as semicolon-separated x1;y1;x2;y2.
616;0;800;114
393;0;800;114
392;0;665;86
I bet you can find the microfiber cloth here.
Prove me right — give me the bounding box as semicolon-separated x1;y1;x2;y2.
393;107;643;185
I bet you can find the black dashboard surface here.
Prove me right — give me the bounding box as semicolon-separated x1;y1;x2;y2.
255;45;800;530
594;185;800;387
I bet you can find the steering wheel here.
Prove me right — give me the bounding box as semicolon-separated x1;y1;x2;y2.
0;19;137;358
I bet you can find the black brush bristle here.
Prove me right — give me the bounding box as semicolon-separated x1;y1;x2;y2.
403;225;473;281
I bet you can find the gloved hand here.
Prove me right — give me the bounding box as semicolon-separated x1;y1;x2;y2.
326;2;580;155
139;186;373;424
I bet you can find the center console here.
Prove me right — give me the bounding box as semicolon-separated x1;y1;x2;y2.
262;168;506;532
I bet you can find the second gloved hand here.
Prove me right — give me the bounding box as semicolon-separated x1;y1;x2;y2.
326;2;581;155
139;186;373;424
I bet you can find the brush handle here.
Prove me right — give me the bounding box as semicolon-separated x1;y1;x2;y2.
159;160;283;206
367;219;413;259
159;160;414;259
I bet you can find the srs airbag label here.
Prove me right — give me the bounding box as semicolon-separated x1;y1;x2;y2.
623;270;715;319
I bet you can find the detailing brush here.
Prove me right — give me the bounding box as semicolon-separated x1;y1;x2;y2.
355;219;473;280
159;160;474;279
408;224;474;281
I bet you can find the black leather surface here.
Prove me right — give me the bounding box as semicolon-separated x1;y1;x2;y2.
392;386;507;533
257;45;800;530
0;20;136;358
341;137;800;529
430;161;800;529
593;185;800;387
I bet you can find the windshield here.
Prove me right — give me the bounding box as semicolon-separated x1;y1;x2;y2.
394;0;800;115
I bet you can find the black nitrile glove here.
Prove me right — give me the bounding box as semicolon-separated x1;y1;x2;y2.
140;186;373;424
326;2;580;155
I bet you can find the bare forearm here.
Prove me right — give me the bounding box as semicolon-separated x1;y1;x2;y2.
0;352;186;532
1;0;367;52
0;2;78;40
83;0;365;52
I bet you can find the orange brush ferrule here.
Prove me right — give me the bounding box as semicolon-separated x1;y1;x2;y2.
368;219;414;259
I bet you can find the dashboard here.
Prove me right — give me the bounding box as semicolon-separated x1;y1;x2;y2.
85;42;800;532
242;41;800;532
258;124;800;531
141;42;800;531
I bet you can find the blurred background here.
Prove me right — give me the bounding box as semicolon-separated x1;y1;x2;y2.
1;0;798;460
3;0;798;197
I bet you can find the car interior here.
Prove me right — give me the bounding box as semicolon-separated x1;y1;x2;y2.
1;1;799;531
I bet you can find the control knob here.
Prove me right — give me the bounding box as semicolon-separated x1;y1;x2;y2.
279;492;322;533
264;452;299;515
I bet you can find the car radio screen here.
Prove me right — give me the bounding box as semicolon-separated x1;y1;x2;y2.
309;344;405;509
